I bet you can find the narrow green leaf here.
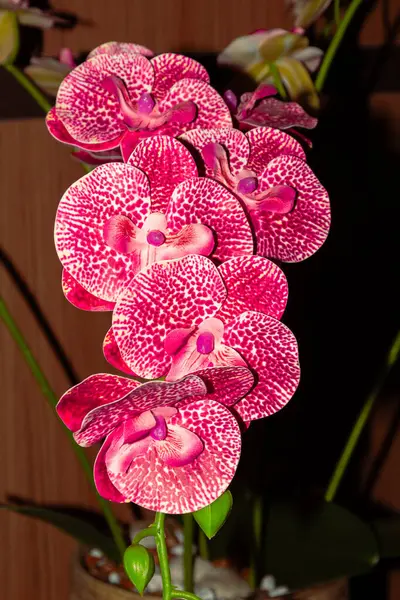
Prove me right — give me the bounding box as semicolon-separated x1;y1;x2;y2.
1;504;120;562
193;491;233;539
123;544;155;595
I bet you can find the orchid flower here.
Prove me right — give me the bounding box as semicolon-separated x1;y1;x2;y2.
24;48;76;97
217;29;323;109
55;135;253;312
224;84;317;139
288;0;334;29
57;370;255;512
181;126;330;262
108;255;300;422
47;43;232;161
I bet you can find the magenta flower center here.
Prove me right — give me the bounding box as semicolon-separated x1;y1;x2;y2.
146;230;166;247
138;92;155;115
150;414;168;441
237;176;258;194
196;331;215;355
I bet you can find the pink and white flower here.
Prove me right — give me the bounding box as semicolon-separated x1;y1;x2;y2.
46;45;232;161
57;370;254;512
110;255;300;422
181;126;330;262
224;85;317;137
55;136;253;311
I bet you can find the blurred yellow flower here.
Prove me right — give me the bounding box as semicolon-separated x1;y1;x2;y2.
218;29;323;109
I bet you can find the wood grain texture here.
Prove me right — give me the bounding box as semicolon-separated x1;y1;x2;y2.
1;1;399;599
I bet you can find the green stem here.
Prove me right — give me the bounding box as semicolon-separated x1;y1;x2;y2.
183;514;194;592
0;295;126;559
198;528;209;560
171;592;202;600
4;64;52;113
315;0;364;92
155;513;173;600
133;525;157;544
268;62;287;99
325;330;400;502
334;0;341;26
248;495;262;589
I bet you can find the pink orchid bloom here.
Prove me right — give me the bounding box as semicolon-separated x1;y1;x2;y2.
109;255;300;422
57;370;254;512
46;43;232;161
181;126;330;262
55;136;253;312
224;85;317;137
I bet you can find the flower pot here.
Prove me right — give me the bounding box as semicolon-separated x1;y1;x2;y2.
70;556;146;600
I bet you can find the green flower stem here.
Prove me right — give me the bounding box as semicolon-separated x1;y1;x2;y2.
325;330;400;502
171;591;202;600
133;525;157;544
155;513;173;600
315;0;364;92
268;62;287;99
198;528;209;560
183;514;194;592
334;0;341;26
248;495;262;589
0;295;126;559
4;64;52;113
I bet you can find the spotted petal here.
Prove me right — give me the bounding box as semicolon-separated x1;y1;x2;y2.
159;79;232;134
192;366;254;405
88;42;154;59
56;53;154;145
62;270;115;312
46;107;121;152
252;154;330;262
94;434;128;503
238;96;317;131
128;136;198;213
181;127;250;178
113;256;226;379
57;373;140;432
217;256;288;322
55;163;151;303
75;376;206;447
166;178;254;262
103;327;135;375
151;53;209;100
246;126;305;173
225;312;300;421
107;399;241;513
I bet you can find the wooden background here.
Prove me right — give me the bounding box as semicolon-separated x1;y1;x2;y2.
1;1;399;598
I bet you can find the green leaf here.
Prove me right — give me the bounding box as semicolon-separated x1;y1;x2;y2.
265;501;379;590
193;491;233;539
0;10;19;65
372;516;400;558
0;503;120;562
123;544;155;595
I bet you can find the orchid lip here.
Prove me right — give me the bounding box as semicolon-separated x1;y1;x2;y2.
196;331;215;355
138;92;155;114
150;414;168;441
147;230;166;246
237;176;258;195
